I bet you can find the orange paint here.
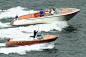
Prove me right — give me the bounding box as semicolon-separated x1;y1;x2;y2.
59;8;77;15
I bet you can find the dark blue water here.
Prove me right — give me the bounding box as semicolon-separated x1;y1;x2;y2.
0;0;86;57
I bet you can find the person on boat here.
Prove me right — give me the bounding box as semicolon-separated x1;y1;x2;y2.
15;15;18;20
39;9;44;17
50;8;55;15
34;29;39;38
8;38;10;41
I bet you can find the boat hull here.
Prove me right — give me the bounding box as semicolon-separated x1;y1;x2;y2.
6;37;58;46
10;8;80;26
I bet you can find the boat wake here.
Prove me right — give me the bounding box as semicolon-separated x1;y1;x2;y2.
0;6;38;19
0;43;6;47
0;42;55;55
0;6;68;30
0;22;11;28
0;6;69;55
0;21;68;38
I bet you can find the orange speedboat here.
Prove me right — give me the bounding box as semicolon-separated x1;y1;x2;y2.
10;8;80;26
6;34;58;46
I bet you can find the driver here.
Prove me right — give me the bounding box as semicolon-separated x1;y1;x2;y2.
50;8;55;15
34;29;39;38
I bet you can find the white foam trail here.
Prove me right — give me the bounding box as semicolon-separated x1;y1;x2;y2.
0;21;68;38
0;43;6;46
0;22;11;28
0;43;54;55
0;6;38;19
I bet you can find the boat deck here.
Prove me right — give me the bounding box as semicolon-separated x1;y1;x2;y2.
6;34;58;46
17;8;78;20
9;34;58;41
59;8;77;15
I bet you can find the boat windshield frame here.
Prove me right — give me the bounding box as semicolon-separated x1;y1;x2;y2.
45;7;62;14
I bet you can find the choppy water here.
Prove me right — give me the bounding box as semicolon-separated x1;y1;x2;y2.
0;0;86;57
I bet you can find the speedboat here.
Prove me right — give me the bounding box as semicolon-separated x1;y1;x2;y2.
10;8;80;26
6;34;58;46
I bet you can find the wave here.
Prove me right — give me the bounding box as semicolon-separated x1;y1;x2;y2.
0;6;68;55
0;42;54;55
0;6;38;19
0;21;68;38
0;22;11;28
0;43;6;47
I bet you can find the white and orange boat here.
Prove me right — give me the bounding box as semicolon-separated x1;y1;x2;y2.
6;34;58;46
10;8;80;26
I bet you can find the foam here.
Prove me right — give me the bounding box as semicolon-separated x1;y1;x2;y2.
0;6;38;19
0;6;38;28
0;22;11;28
0;42;54;55
0;21;68;38
0;6;68;55
0;43;6;46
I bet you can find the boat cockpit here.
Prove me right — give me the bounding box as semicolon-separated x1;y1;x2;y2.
18;8;62;20
44;7;62;16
